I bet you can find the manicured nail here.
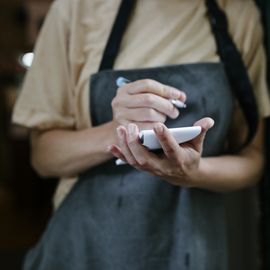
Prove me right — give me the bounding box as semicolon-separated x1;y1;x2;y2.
171;108;180;119
128;124;136;135
171;90;181;99
180;92;187;102
117;127;124;138
154;124;163;135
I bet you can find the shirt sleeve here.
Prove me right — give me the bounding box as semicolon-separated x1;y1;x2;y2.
12;1;75;130
246;33;270;118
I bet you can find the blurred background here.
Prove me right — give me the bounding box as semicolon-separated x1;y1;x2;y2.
0;0;269;269
0;0;57;269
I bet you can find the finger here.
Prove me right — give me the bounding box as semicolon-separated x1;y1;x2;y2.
153;123;183;161
112;121;165;133
191;117;215;153
117;107;167;123
117;93;180;119
124;79;186;100
116;126;138;166
108;144;127;163
126;123;161;169
136;122;162;131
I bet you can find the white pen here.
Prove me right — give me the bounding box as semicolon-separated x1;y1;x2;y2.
116;76;187;109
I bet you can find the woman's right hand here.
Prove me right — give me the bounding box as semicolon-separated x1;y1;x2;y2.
111;79;186;130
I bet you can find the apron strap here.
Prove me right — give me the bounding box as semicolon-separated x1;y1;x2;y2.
206;0;259;147
98;0;136;71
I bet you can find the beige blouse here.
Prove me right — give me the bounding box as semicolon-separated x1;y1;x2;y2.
12;0;270;208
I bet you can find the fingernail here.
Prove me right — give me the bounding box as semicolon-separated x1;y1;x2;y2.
169;88;181;99
180;92;187;102
172;92;181;99
106;145;112;152
117;127;123;138
128;124;136;135
171;108;180;119
154;124;163;135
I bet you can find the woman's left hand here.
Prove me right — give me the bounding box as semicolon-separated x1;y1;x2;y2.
108;118;214;187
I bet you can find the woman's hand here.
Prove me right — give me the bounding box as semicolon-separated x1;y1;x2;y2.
111;79;186;130
108;118;214;187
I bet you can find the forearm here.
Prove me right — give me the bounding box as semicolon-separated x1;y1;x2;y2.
194;147;264;192
31;121;117;178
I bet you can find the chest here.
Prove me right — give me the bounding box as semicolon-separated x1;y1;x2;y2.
81;0;219;75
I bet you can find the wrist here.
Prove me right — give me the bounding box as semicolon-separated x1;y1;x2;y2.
106;120;119;146
83;121;118;158
188;158;211;189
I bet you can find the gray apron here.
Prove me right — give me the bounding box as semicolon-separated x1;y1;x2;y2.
23;64;233;270
23;2;237;270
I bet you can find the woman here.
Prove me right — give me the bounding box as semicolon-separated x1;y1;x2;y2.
13;0;270;269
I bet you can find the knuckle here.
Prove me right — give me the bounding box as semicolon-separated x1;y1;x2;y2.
165;168;174;177
129;159;138;167
160;85;167;97
164;146;174;156
142;94;153;106
146;108;156;120
142;79;157;90
153;167;163;177
175;157;184;167
157;130;167;140
111;97;119;108
138;158;148;167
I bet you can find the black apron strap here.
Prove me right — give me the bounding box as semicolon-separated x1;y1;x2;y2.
98;0;136;71
206;0;259;147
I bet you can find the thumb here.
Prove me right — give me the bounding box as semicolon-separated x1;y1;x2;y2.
190;117;215;153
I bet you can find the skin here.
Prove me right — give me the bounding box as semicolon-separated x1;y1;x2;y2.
31;79;265;192
109;120;264;192
31;79;186;177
